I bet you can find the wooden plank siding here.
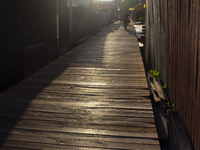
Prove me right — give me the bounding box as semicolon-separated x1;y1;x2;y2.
0;22;160;149
145;0;200;149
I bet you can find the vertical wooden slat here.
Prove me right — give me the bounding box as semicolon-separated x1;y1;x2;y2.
196;4;200;149
191;0;198;147
188;0;195;141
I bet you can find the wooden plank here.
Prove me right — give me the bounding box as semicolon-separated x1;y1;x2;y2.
0;126;159;140
0;140;106;150
0;133;160;148
0;139;160;150
0;121;157;134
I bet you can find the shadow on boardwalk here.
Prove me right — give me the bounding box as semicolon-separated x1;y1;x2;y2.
0;21;160;149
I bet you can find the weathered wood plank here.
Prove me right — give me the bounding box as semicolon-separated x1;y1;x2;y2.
0;133;160;148
0;139;160;150
0;121;158;134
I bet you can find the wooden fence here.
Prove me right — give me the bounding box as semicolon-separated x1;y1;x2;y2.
145;0;200;149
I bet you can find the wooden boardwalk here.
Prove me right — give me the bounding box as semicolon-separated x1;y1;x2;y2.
0;22;160;149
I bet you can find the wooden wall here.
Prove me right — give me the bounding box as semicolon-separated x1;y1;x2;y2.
0;0;56;93
145;0;200;149
0;0;100;93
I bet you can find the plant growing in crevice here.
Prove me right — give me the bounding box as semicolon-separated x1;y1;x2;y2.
164;102;175;112
149;69;161;80
149;69;166;89
162;84;166;89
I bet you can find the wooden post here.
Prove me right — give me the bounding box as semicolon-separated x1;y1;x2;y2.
68;0;73;50
99;0;101;27
55;0;60;57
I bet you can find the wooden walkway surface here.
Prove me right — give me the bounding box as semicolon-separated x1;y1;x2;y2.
0;22;160;149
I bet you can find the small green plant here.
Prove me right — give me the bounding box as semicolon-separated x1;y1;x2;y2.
149;69;166;89
162;84;166;89
165;102;175;112
149;70;160;79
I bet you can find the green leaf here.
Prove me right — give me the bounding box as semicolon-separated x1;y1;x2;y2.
162;84;166;89
165;102;175;112
149;70;154;74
